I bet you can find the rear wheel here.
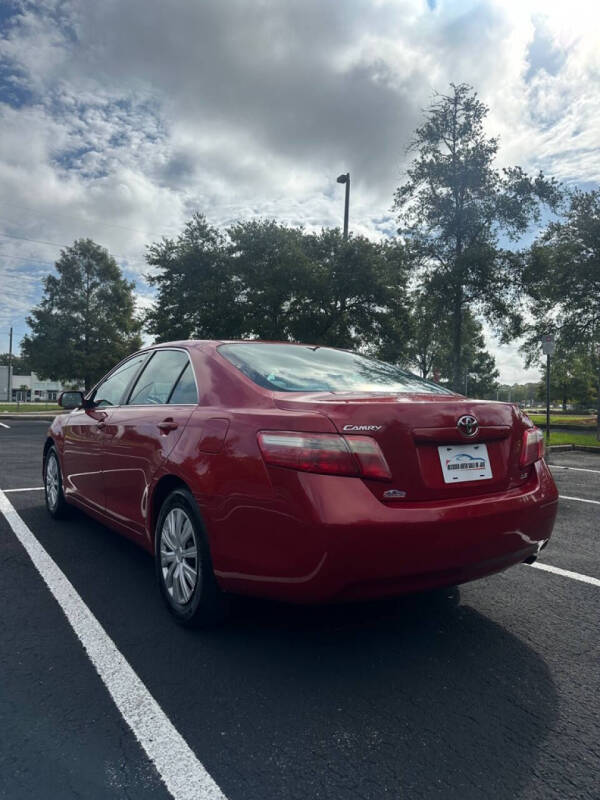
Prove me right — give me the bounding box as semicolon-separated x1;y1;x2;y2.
155;488;226;627
44;446;69;519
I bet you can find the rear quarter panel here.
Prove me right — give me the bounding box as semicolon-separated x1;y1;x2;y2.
165;400;337;588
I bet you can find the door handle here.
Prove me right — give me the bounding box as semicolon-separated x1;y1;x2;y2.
158;419;178;433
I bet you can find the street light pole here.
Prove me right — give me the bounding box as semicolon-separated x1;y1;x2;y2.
546;352;551;443
336;172;350;239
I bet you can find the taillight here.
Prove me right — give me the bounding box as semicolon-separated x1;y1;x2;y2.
520;427;544;467
257;432;391;480
344;435;392;480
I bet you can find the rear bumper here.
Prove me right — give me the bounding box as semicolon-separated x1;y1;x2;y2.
215;459;559;603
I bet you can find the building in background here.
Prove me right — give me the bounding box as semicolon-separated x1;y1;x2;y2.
0;367;79;402
0;365;8;401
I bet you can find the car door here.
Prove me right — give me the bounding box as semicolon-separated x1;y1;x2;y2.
61;352;150;512
100;349;197;536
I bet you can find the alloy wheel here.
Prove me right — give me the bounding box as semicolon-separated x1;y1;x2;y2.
45;453;59;511
160;507;199;605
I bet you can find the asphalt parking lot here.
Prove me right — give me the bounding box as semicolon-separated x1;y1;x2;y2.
1;419;599;800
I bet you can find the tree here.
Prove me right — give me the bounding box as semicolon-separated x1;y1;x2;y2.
290;228;411;356
145;214;237;342
521;189;600;435
537;348;596;411
225;219;315;341
394;83;561;391
404;289;447;379
406;298;499;397
0;353;31;374
145;216;412;359
22;239;142;390
465;335;500;399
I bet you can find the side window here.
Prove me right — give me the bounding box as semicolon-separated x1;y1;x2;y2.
127;350;189;406
93;354;149;407
168;363;198;404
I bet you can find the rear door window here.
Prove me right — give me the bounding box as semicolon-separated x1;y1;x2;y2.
127;350;189;405
168;363;198;404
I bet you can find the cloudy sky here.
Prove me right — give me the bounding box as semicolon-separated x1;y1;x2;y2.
1;0;599;382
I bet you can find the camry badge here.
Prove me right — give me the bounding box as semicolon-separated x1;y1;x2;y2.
342;424;382;432
457;415;479;437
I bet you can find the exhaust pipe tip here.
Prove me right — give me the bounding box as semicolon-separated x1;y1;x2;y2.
523;538;549;565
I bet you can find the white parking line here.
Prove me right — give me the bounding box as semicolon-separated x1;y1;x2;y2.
0;489;228;800
559;494;600;506
550;465;600;475
529;561;600;588
3;487;44;493
0;422;10;428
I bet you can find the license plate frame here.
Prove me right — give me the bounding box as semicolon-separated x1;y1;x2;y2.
438;443;493;484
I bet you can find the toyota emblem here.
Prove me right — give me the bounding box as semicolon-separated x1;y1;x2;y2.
457;415;479;437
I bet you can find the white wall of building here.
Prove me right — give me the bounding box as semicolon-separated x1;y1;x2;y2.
0;365;8;402
1;370;78;402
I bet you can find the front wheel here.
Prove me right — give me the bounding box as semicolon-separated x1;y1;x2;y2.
44;446;69;519
154;488;226;627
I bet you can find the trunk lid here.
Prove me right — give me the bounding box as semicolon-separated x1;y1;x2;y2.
274;392;529;502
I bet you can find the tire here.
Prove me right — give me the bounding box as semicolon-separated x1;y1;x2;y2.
44;446;69;519
154;488;226;627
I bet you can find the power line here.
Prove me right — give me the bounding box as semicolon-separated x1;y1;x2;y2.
0;252;56;266
0;201;176;238
0;231;148;269
0;231;66;248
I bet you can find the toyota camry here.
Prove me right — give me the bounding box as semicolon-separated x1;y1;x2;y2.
44;341;558;626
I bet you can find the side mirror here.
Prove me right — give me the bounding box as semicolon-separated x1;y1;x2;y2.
58;391;85;410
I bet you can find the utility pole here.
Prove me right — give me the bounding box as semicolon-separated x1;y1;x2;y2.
336;173;350;239
7;326;12;403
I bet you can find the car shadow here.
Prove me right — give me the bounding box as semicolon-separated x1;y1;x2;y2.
21;501;559;800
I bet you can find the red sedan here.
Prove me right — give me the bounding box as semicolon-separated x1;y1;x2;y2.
44;341;558;626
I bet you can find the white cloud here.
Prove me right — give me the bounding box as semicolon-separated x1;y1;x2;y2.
0;0;599;378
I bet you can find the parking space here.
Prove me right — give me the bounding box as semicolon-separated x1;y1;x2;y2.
542;451;600;580
1;419;599;799
0;418;49;491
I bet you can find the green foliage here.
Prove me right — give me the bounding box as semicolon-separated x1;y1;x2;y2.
145;215;412;358
521;189;600;436
0;353;31;374
291;228;411;356
145;215;235;341
536;349;597;410
21;239;142;390
225;219;316;341
497;382;540;404
406;297;499;398
541;431;600;448
394;83;561;391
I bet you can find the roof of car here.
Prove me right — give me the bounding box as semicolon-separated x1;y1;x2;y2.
146;339;319;349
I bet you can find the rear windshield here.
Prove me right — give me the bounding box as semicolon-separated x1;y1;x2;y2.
219;343;453;395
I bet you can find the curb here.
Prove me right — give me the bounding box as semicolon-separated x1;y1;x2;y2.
543;425;597;432
547;444;600;454
0;413;63;420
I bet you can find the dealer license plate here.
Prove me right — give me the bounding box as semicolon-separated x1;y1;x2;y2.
438;443;493;484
